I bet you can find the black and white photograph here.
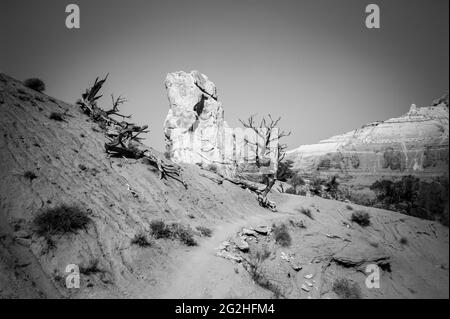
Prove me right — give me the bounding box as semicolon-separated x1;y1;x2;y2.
0;0;448;307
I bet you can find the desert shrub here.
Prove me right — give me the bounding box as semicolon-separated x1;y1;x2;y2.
196;226;213;237
399;237;408;245
80;259;103;275
244;246;282;298
285;187;297;195
332;278;361;299
171;224;197;246
204;163;218;173
277;160;295;182
49;112;64;121
23;78;45;92
297;207;314;220
351;210;371;227
150;220;172;239
33;205;91;237
23;170;37;181
289;174;305;187
272;223;291;247
150;220;197;246
289;219;306;228
346;204;354;210
131;232;152;247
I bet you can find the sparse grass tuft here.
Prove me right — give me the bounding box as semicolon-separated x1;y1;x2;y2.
272;223;291;247
131;232;153;247
49;112;64;121
150;220;172;239
399;237;408;245
196;226;213;237
33;205;91;238
150;220;197;246
244;246;282;298
351;210;371;227
23;170;37;181
80;259;103;275
171;224;197;246
23;78;45;92
332;278;362;299
297;207;314;220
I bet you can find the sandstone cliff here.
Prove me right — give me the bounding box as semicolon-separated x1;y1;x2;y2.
286;96;449;179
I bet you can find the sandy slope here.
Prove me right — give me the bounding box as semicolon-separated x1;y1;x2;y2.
0;73;448;298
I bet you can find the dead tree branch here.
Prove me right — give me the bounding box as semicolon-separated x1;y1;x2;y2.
78;75;187;189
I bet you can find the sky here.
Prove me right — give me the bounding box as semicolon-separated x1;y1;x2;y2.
1;0;448;152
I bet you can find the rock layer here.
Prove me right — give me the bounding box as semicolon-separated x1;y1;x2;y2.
286;97;449;180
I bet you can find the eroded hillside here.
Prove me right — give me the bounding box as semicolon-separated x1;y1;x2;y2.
0;73;448;299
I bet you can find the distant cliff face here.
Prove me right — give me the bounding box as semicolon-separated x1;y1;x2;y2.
286;97;449;180
163;71;278;178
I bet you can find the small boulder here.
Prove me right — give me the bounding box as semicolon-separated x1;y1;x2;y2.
301;284;310;292
291;262;302;271
242;228;257;237
216;250;242;263
254;226;270;235
235;239;249;252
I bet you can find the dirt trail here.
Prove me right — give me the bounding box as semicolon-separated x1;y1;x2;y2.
157;209;293;298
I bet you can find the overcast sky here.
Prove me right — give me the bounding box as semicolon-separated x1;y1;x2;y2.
1;0;448;151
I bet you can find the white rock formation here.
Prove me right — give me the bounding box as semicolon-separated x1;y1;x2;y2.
164;71;278;178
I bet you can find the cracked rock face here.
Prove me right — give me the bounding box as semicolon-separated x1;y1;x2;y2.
163;70;278;177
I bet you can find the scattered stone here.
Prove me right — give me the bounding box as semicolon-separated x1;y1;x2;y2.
254;225;270;235
301;284;310;292
218;241;231;250
305;280;314;287
291;263;302;271
216;250;242;263
280;252;294;262
304;274;314;279
235;239;249;252
242;228;257;237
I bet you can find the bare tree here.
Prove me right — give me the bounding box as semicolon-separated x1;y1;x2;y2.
77;75;187;188
239;114;291;210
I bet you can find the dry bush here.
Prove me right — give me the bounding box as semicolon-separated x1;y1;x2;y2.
23;78;45;92
346;204;353;210
196;226;213;237
23;170;37;181
131;232;153;247
33;205;91;237
49;112;64;121
244;246;282;298
80;259;104;275
297;207;314;220
351;210;371;227
150;220;197;246
150;220;172;239
272;223;291;247
332;278;362;299
399;237;408;245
